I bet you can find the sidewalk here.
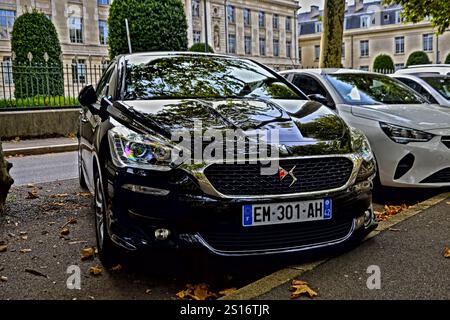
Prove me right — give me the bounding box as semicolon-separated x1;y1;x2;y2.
2;137;78;156
251;195;450;300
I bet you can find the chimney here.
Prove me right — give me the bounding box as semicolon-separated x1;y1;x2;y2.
310;5;319;17
355;0;364;12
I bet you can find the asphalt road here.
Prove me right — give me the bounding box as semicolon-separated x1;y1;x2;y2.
8;152;78;186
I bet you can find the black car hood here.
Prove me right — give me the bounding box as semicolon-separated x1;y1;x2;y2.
111;98;352;155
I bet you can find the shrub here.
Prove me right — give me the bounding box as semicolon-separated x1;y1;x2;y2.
406;51;431;67
373;54;395;72
189;43;214;53
11;9;63;98
108;0;188;58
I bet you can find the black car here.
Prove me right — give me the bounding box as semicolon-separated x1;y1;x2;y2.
78;52;377;265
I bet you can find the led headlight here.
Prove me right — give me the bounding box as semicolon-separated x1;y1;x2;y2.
108;126;172;171
380;122;434;144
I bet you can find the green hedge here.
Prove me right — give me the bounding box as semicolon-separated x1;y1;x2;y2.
108;0;188;58
0;96;78;109
189;43;214;53
11;9;63;98
406;51;431;66
373;54;394;71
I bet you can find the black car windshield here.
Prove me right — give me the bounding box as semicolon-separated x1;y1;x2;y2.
420;76;450;100
123;55;304;100
327;73;426;105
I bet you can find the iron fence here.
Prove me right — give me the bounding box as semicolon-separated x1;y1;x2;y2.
0;61;108;109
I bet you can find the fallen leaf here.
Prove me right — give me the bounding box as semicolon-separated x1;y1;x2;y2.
50;193;69;198
26;183;34;188
375;204;409;221
25;268;48;278
218;288;237;297
0;245;7;253
77;192;92;197
446;202;450;205
19;248;32;253
176;283;218;300
19;231;27;236
60;228;70;236
25;191;39;199
443;247;450;258
145;289;152;295
21;236;28;240
290;280;318;299
81;247;95;261
89;265;103;276
0;276;7;282
110;264;123;272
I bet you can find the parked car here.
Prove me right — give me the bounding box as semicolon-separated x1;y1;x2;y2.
78;53;377;264
395;64;450;76
280;69;450;189
393;73;450;107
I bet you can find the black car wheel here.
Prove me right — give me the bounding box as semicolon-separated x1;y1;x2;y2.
94;171;120;267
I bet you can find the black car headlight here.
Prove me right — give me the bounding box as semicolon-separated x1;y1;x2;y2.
108;126;173;171
380;122;434;144
351;128;376;182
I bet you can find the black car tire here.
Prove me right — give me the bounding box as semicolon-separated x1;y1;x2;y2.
94;170;122;268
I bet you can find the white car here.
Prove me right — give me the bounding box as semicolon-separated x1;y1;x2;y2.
393;73;450;107
395;64;450;76
280;69;450;188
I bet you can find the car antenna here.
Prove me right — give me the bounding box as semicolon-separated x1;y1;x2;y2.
125;19;132;54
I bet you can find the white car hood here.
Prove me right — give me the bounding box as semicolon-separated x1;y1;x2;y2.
350;104;450;131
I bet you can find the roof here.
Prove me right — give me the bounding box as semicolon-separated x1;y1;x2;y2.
119;51;240;60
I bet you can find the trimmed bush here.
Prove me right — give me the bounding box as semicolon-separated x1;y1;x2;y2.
373;54;394;72
189;43;214;53
445;53;450;64
406;51;431;66
108;0;188;58
11;9;63;98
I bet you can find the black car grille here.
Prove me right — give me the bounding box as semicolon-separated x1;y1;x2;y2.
442;137;450;149
421;168;450;183
199;218;354;253
203;157;354;196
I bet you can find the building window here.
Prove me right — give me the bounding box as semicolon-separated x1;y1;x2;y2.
228;34;236;53
243;8;251;26
342;42;345;59
383;14;390;22
193;30;201;44
423;34;433;52
360;40;369;57
314;45;320;61
0;10;15;40
395;63;405;71
395;36;404;54
99;20;108;45
192;0;200;17
286;17;291;32
259;11;265;28
69;17;83;43
315;21;322;33
395;11;402;24
361;15;370;28
2;57;13;85
286;40;292;58
259;37;266;56
273;14;279;29
72;59;86;84
98;0;109;5
273;39;279;57
244;36;252;55
227;5;235;23
360;66;369;71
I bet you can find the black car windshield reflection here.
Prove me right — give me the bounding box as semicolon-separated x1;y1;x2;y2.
327;73;427;105
123;55;304;100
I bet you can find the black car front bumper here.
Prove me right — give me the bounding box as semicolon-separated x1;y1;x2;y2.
102;161;376;256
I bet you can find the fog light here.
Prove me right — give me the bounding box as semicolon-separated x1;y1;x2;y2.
154;228;170;240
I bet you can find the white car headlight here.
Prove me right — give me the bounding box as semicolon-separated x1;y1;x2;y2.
380;122;434;144
108;126;172;171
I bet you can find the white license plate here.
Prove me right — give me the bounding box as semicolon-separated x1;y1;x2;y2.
242;199;332;227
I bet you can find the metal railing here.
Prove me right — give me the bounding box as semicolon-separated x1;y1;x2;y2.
0;62;107;110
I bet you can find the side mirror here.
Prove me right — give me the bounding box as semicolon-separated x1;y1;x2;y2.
308;94;335;108
78;85;97;107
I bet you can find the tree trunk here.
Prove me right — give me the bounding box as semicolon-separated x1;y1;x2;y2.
319;0;345;68
0;140;13;216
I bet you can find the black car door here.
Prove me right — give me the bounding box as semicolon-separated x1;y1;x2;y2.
79;63;116;189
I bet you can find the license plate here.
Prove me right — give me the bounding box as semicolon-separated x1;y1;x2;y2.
242;199;332;227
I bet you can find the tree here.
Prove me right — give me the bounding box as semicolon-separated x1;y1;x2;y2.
446;53;450;64
108;0;188;58
189;43;214;53
406;51;431;66
11;9;63;98
373;54;395;71
319;0;345;68
384;0;450;34
0;141;13;216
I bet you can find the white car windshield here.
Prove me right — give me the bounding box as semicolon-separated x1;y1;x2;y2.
421;76;450;100
327;73;427;105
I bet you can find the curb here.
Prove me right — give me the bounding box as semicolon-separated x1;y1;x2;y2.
4;143;78;157
220;191;450;300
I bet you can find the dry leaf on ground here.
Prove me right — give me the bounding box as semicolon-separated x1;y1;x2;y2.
110;264;123;272
443;247;450;258
176;283;218;300
89;265;103;276
0;245;7;253
77;192;92;197
0;276;7;282
50;193;69;198
290;280;318;299
218;288;237;296
60;228;70;236
19;248;32;253
25;268;48;278
81;247;95;260
25;191;39;199
375;204;409;221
